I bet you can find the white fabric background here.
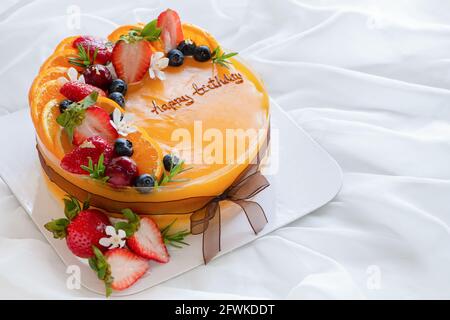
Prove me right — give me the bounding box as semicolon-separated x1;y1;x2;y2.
1;0;450;299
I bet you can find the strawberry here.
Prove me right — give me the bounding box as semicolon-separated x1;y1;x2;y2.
112;40;152;84
61;136;113;174
73;36;113;65
73;106;118;145
157;9;184;53
60;81;106;102
44;196;111;258
105;248;149;291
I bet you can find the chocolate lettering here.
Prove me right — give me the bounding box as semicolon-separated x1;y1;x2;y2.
150;73;244;114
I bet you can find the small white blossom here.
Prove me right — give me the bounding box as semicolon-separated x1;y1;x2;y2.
110;108;137;136
105;63;118;80
149;52;169;81
57;67;85;85
99;226;126;249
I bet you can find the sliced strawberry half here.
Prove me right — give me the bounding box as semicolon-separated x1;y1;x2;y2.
157;9;184;53
60;136;113;174
73;106;118;145
127;217;170;263
111;40;152;84
105;248;149;291
60;81;106;102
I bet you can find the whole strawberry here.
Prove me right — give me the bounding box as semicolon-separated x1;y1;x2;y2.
60;136;113;175
72;36;113;65
60;81;106;102
44;196;111;258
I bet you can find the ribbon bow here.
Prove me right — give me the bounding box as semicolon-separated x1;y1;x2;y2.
190;157;270;263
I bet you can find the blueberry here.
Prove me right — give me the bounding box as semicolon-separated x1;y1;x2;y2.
108;92;125;107
59;99;74;113
163;154;180;172
114;138;133;157
193;45;211;62
168;49;184;67
134;174;156;193
177;39;196;56
109;79;127;95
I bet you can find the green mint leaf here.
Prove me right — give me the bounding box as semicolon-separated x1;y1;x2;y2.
212;46;238;69
81;153;109;182
140;19;158;37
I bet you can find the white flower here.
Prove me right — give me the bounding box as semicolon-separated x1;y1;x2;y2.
99;226;126;249
149;52;169;81
105;63;118;80
57;67;85;85
110;108;137;136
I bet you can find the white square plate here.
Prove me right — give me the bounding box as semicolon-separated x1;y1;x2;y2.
0;99;342;296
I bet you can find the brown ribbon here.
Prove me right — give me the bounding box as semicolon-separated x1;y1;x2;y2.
37;124;271;264
190;125;271;263
190;165;270;263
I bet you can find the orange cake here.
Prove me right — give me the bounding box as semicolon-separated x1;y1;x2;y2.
29;9;270;295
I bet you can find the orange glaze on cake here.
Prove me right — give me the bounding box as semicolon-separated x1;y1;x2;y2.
30;23;269;207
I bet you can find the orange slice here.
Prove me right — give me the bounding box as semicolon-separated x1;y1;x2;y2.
54;36;78;53
108;24;144;42
40;49;82;73
127;129;163;180
182;23;219;50
37;99;66;159
29;66;68;105
95;96;125;114
30;79;64;127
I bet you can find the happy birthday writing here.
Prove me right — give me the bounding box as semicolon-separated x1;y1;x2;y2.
150;73;244;115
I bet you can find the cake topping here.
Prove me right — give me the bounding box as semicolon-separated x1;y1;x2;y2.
60;135;113;174
57;67;85;85
58;99;74;113
177;39;196;56
157;9;184;53
80;153;109;182
60;80;105;102
193;45;211;62
72;36;113;65
112;38;153;84
211;46;238;68
148;51;169;80
114;138;134;157
82;64;113;90
109;108;137;136
104;156;138;188
134;174;156;193
168;49;184;67
108;78;127;95
72;105;119;145
108;91;125;107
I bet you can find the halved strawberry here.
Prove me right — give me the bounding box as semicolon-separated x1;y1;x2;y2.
60;81;106;102
105;248;149;291
157;9;184;53
73;36;113;65
60;136;113;174
73;106;118;145
111;40;152;84
127;217;170;263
